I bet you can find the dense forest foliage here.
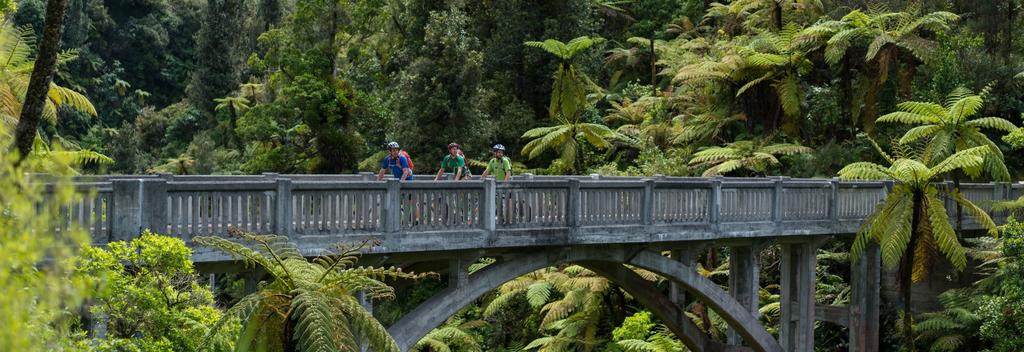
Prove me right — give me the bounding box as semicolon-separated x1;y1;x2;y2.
6;0;1021;178
2;0;1024;351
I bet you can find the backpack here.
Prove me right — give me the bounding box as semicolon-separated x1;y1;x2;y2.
400;150;414;170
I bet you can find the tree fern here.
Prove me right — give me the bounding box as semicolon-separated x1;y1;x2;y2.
839;142;999;351
523;36;611;174
879;89;1016;181
197;230;434;352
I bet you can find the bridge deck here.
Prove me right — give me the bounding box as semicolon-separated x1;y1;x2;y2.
47;174;1020;262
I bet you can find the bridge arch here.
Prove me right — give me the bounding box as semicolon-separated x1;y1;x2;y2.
386;246;782;352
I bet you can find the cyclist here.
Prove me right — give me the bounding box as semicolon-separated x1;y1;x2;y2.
377;142;413;182
434;143;472;181
481;144;512;183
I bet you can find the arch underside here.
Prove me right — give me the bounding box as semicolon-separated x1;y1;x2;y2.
386;246;782;352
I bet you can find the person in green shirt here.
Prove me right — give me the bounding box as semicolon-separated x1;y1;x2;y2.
481;144;512;182
434;143;472;181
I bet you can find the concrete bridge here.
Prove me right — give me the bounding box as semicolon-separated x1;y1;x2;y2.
50;173;1022;352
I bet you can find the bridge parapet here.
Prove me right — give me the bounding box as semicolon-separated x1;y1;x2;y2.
46;175;1020;259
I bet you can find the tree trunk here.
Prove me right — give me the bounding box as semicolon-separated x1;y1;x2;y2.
903;192;923;352
13;0;69;163
953;174;963;242
898;61;916;100
229;108;238;148
773;0;783;30
650;31;657;96
1008;0;1015;57
839;55;853;141
284;312;297;352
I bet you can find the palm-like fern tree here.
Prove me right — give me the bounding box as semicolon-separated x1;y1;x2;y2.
688;139;812;176
838;143;997;351
878;88;1016;181
523;266;614;352
522;36;614;174
0;23;95;132
799;7;958;131
214;95;251;146
196;230;432;352
736;24;814;135
703;0;823;35
879;88;1017;237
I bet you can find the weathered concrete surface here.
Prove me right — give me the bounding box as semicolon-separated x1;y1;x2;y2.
387;247;783;352
56;175;1008;352
779;240;820;352
727;244;762;345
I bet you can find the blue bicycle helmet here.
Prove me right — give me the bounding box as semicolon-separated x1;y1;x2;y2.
492;144;506;151
386;142;400;149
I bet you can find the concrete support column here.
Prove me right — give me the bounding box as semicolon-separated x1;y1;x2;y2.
448;255;471;289
244;272;259;295
357;291;373;352
728;244;761;345
668;245;708;312
780;240;818;352
208;273;216;294
849;243;880;352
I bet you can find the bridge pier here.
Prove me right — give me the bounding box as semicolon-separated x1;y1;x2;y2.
848;243;880;352
669;244;709;310
728;243;763;346
779;240;819;352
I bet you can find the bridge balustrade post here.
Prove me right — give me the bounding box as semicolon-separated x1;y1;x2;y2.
482;178;496;234
830;178;840;227
274;178;293;236
111;179;143;242
772;177;785;230
567;179;581;230
642;179;654;227
849;243;880;352
710;177;722;231
727;243;762;345
384;179;401;233
140;178;168;235
780;239;819;352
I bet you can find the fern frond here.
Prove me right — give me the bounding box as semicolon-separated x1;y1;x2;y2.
964;116;1017;132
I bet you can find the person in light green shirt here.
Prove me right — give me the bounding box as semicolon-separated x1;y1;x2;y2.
481;144;512;182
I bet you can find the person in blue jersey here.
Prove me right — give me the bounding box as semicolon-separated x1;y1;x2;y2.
377;142;414;181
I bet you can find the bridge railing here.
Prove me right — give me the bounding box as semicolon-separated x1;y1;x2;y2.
44;175;1020;247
